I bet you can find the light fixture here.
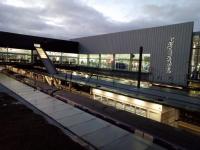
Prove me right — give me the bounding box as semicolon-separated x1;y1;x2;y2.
34;43;41;48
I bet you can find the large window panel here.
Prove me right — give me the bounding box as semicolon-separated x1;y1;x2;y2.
46;51;61;64
131;54;139;72
7;53;31;63
115;54;130;70
100;54;113;69
0;53;7;62
0;47;8;53
190;35;200;80
142;54;150;72
130;54;150;72
8;48;31;54
89;54;99;67
0;47;31;63
79;54;88;66
62;53;78;65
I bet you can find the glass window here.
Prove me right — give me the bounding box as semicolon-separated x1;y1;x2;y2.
62;53;78;57
100;54;113;69
115;54;130;70
130;54;150;72
89;54;99;67
0;53;7;62
94;95;101;101
191;34;200;80
0;48;31;63
46;51;61;56
116;102;124;110
7;53;31;63
0;47;8;53
107;99;116;107
101;97;108;104
0;48;8;62
62;53;78;65
124;104;135;113
131;54;139;72
136;107;147;117
8;48;31;54
46;51;61;64
142;54;150;72
79;54;88;66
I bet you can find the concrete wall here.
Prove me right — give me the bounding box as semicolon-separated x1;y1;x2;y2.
72;22;194;86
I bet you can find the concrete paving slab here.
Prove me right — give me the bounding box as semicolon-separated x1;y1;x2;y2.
57;112;95;127
101;134;164;150
42;103;74;114
50;108;83;120
83;125;129;148
69;118;110;137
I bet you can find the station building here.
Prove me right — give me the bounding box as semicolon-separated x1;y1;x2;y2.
0;21;199;87
0;22;200;127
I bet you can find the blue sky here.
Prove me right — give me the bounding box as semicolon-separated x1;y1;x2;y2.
0;0;199;39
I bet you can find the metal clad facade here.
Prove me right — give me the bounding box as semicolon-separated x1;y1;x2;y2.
72;22;193;86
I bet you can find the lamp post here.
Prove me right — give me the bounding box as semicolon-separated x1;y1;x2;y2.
137;46;143;88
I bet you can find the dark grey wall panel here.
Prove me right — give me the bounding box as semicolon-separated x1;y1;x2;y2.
72;22;194;86
0;31;79;53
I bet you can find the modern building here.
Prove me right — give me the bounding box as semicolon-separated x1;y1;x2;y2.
71;22;200;87
0;21;199;87
1;21;200;132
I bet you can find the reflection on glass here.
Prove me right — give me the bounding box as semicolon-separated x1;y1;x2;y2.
131;54;139;71
89;54;99;67
101;54;113;69
79;54;88;66
0;47;151;73
130;54;150;72
8;48;31;54
142;54;150;72
7;54;31;63
0;48;8;53
191;34;200;80
115;54;130;70
46;51;61;64
0;47;31;63
62;53;78;65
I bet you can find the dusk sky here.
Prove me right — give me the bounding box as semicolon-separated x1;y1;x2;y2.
0;0;200;39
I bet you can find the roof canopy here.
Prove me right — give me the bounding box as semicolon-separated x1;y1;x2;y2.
0;31;79;53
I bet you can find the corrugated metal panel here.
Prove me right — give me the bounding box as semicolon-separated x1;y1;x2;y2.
72;22;194;86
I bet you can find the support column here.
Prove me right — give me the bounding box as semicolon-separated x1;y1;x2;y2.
112;54;115;70
129;54;134;71
31;50;34;64
87;54;89;67
99;54;101;68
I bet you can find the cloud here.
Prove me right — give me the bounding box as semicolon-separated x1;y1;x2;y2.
0;0;199;40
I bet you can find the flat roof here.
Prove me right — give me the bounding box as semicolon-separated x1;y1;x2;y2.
0;31;79;53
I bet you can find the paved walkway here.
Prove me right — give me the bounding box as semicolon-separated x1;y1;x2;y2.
0;73;164;150
27;76;200;150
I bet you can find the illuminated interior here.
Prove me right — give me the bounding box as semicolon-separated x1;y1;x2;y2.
0;47;31;63
92;88;178;125
35;48;48;59
190;34;200;80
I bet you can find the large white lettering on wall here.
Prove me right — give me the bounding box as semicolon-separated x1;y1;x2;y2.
166;37;175;74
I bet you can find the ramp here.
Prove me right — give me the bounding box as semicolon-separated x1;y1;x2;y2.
35;46;58;75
